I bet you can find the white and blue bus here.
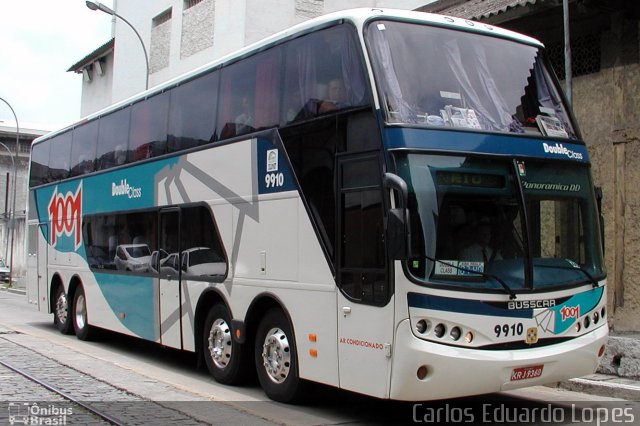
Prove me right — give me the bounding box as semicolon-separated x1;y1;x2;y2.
27;9;607;402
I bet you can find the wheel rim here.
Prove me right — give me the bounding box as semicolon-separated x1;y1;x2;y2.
261;327;291;384
55;291;68;324
75;294;87;330
208;318;232;369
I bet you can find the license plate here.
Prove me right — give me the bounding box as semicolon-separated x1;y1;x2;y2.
510;365;544;381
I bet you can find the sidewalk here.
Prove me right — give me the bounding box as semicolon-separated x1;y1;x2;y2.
1;285;638;400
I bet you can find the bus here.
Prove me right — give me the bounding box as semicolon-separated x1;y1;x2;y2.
26;8;607;403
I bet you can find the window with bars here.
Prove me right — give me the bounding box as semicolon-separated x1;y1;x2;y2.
547;32;601;79
184;0;203;10
152;8;172;27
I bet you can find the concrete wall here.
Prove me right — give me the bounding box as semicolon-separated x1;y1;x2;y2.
573;59;640;332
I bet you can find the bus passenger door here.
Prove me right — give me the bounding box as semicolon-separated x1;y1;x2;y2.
337;154;394;398
158;209;182;349
27;224;48;312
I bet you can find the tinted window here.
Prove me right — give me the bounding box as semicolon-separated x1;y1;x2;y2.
97;108;130;170
339;155;386;304
181;206;227;281
128;92;170;162
48;133;72;181
83;210;157;274
168;71;219;152
218;47;282;139
70;121;98;177
282;24;370;124
30;141;51;187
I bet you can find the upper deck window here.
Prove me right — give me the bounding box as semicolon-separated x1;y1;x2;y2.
366;20;576;139
282;24;370;124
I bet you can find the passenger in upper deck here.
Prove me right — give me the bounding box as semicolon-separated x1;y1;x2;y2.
319;78;348;113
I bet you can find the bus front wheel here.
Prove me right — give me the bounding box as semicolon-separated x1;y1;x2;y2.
73;286;95;341
254;308;306;403
54;286;73;335
203;304;250;385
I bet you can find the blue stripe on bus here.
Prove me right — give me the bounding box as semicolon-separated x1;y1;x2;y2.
408;286;604;334
383;127;590;163
407;292;532;318
549;286;604;334
94;272;157;341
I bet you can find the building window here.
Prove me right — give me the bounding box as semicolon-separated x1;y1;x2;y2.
152;8;173;27
184;0;203;9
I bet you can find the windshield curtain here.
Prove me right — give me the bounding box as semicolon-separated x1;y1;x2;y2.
395;153;605;292
366;20;576;138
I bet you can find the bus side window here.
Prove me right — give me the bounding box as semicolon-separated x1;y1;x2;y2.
217;47;283;141
180;206;227;281
97;108;131;170
70;120;98;177
47;133;72;181
128;91;170;162
30;141;51;187
167;70;219;152
282;24;369;125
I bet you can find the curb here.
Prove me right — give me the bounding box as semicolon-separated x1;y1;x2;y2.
557;375;640;400
0;286;26;296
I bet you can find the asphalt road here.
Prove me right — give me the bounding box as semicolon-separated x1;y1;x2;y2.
0;290;636;425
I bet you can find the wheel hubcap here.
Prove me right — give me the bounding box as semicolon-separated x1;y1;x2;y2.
75;294;86;330
262;327;291;384
208;319;232;369
56;292;67;324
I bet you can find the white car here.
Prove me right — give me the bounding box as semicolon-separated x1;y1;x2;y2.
114;244;151;272
181;247;226;278
0;259;9;282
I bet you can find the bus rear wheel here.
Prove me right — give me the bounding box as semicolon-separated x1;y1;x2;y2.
54;286;73;335
254;308;306;403
73;286;95;341
203;304;250;385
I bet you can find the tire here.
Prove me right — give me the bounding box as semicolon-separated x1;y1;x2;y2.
53;285;73;335
254;308;306;403
203;304;251;385
73;286;95;341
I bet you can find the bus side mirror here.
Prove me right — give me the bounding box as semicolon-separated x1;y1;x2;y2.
384;173;412;260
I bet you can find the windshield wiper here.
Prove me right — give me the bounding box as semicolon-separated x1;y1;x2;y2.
533;262;600;288
423;256;517;300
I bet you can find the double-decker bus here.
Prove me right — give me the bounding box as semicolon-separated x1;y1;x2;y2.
26;8;607;402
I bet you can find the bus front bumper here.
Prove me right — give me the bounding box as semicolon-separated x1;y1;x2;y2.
389;319;608;401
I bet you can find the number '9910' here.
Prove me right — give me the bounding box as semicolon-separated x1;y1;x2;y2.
265;173;284;188
494;323;524;338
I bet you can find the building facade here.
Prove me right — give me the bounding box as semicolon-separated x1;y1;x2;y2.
0;122;48;282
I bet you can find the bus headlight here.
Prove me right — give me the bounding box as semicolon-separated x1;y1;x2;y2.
433;323;446;338
464;331;474;343
415;319;429;334
450;326;461;341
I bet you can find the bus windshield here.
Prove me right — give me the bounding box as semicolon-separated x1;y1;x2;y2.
366;20;576;138
396;153;605;292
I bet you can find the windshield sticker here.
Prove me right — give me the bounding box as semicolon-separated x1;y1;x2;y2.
435;260;484;276
522;181;581;192
536;116;568;138
440;91;461;100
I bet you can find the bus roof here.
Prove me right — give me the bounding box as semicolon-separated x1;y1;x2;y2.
34;8;543;146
